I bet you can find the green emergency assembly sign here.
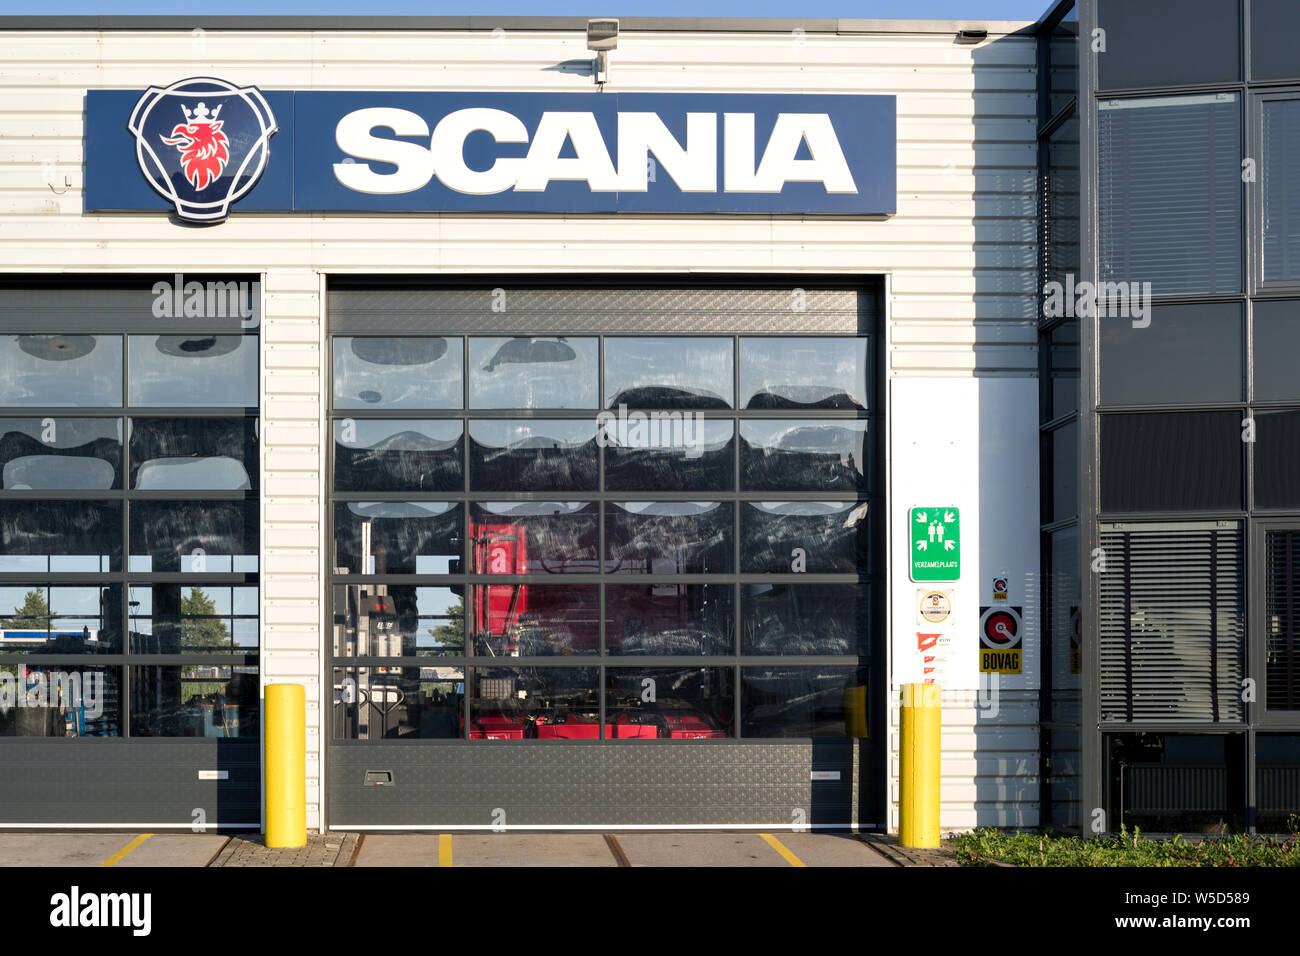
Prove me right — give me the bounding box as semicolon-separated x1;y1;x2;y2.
910;506;960;582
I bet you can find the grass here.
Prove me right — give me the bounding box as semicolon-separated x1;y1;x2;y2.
951;824;1300;867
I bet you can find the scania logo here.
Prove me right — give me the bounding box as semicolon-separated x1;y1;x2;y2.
127;76;277;223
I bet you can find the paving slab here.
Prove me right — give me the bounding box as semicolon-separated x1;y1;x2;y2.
450;833;617;867
0;833;140;867
616;832;789;867
352;833;441;867
208;832;358;867
115;834;230;868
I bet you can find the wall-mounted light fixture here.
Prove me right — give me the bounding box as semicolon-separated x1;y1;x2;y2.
588;18;619;85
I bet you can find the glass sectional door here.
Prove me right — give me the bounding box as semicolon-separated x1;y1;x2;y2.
327;280;882;829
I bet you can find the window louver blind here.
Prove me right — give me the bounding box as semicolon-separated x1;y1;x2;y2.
1263;99;1300;282
1265;530;1300;710
1098;94;1241;296
1098;523;1244;724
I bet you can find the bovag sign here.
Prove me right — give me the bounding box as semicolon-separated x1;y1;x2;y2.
84;79;896;222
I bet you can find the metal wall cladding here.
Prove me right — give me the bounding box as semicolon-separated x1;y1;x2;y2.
0;739;260;825
329;740;865;827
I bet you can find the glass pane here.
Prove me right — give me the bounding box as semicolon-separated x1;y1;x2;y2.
128;500;258;573
606;584;734;656
469;667;600;739
128;335;257;407
0;663;121;737
0;418;121;490
469;336;598;409
1100;303;1242;406
129;665;259;737
332;584;464;657
469;420;598;492
333;419;462;493
128;584;258;654
740;420;869;492
1256;735;1300;833
470;502;598;575
604;419;734;492
1048;321;1080;421
1252;300;1300;403
333;337;462;410
741;583;869;656
333;502;461;575
740;501;869;574
333;665;464;740
604;337;734;409
1263;99;1300;282
740;337;868;410
606;501;734;575
1100;412;1242;513
1264;532;1300;710
740;666;868;738
469;584;600;657
606;667;734;738
0;501;120;572
1048;526;1082;723
1049;421;1078;524
129;417;257;490
0;585;122;654
0;335;122;407
1255;410;1300;509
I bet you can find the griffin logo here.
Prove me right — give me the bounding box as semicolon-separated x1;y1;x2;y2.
128;76;276;223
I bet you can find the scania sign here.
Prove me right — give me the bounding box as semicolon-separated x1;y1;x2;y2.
86;87;895;219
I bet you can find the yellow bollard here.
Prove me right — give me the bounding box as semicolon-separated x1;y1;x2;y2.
265;683;306;848
899;682;941;848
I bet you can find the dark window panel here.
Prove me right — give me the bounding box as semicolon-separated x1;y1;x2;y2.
604;337;734;409
470;502;598;575
331;584;463;658
603;420;734;492
333;501;461;576
0;418;122;491
333;420;463;493
127;583;258;654
1256;734;1300;832
606;501;734;575
740;666;868;739
605;667;734;738
1264;533;1300;710
469;336;598;409
1255;410;1300;509
1099;303;1243;406
0;584;122;655
128;335;257;407
469;584;600;657
1047;321;1080;422
1251;0;1300;82
129;417;257;491
740;501;869;574
1097;0;1240;90
129;665;259;737
1253;300;1300;403
605;584;734;656
1047;526;1082;724
1263;99;1300;283
0;500;121;573
741;583;869;656
468;667;599;739
740;420;869;493
332;666;464;740
739;337;868;410
1048;421;1079;525
0;335;122;408
469;420;598;492
0;664;121;737
1100;412;1242;513
1098;94;1242;297
333;336;463;410
128;500;258;573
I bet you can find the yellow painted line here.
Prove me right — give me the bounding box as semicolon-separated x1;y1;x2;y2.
759;833;807;867
99;833;153;868
438;833;453;867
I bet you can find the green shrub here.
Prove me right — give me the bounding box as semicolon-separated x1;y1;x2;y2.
950;826;1300;867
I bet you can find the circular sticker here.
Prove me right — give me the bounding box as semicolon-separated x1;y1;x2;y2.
980;607;1021;648
920;590;951;623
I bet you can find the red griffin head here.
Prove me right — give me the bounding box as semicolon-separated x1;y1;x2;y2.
160;101;230;191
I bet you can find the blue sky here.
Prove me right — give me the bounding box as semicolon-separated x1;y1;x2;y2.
3;1;1055;20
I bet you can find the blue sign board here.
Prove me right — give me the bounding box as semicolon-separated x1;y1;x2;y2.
86;83;896;221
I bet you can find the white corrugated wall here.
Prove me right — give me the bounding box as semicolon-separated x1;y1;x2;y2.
0;22;1041;832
